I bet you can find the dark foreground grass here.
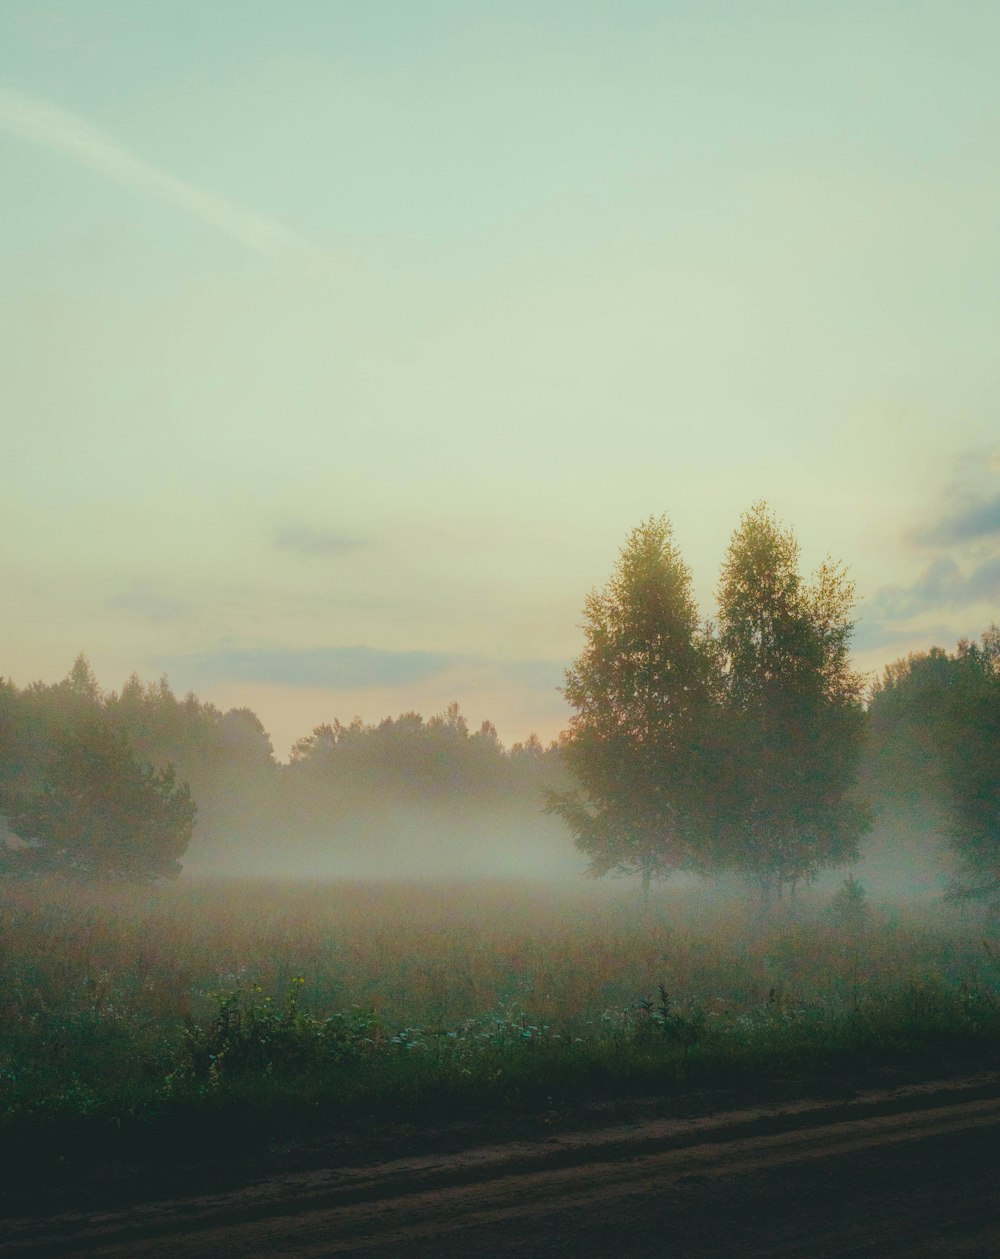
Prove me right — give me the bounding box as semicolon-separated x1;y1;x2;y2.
2;877;1000;1211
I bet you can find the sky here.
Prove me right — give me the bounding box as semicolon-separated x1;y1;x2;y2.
2;1;999;759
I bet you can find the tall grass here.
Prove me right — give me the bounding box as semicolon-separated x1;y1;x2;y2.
2;874;999;1197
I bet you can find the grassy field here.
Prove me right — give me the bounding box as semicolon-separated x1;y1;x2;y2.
2;875;999;1206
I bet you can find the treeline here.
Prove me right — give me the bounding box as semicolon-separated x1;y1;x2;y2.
290;704;556;804
1;632;995;893
0;659;565;880
0;510;997;895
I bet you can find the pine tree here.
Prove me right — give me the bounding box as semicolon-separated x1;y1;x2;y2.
10;719;195;880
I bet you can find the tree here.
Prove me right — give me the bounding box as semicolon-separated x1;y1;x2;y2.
872;629;1000;902
549;515;720;889
715;502;868;898
218;707;276;767
937;628;1000;902
866;647;954;807
8;719;196;880
62;652;102;705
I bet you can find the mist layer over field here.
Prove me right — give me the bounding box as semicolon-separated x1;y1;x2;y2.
177;808;951;903
182;803;585;882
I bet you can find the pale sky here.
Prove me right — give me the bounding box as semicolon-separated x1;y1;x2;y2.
3;1;999;757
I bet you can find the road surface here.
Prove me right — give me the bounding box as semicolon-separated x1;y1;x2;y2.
4;1074;1000;1257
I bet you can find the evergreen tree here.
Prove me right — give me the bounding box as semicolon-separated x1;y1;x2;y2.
9;719;195;880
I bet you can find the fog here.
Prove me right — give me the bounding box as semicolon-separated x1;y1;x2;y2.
182;803;587;883
178;795;960;916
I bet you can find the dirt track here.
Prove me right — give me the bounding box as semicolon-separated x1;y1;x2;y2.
5;1074;1000;1257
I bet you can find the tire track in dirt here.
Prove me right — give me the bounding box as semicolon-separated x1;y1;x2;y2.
5;1073;1000;1258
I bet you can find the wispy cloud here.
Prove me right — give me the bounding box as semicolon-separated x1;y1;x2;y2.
851;618;959;656
156;645;568;694
502;658;566;691
275;524;364;559
0;84;308;256
107;583;191;624
163;646;462;690
864;455;1000;628
911;492;1000;547
867;555;1000;620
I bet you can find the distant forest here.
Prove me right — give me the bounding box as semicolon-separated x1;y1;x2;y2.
0;655;567;881
0;626;997;893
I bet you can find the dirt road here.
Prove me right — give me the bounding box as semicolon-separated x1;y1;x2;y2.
5;1074;1000;1257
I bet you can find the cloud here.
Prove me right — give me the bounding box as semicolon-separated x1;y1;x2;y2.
0;84;308;256
850;618;959;656
867;555;1000;621
870;460;1000;628
106;584;191;623
275;524;364;559
156;644;568;694
501;658;566;691
911;492;1000;547
161;645;463;690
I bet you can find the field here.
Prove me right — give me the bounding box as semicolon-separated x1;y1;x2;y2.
3;875;1000;1210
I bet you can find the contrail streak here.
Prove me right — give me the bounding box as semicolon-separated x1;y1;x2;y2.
0;84;309;256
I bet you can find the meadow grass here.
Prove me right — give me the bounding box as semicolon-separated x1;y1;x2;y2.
2;875;999;1202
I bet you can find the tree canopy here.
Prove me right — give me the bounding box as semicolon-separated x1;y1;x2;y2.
868;627;1000;902
553;504;870;896
715;503;869;896
7;719;195;880
549;516;719;888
